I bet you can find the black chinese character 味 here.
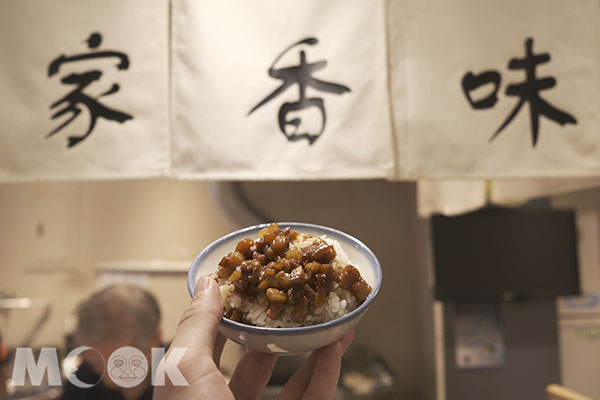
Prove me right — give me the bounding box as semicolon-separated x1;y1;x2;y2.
462;37;576;147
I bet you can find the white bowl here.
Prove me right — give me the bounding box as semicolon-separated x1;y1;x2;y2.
187;222;382;355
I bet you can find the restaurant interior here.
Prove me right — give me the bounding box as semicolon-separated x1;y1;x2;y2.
2;1;600;400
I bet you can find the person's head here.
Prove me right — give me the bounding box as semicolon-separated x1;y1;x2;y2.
75;285;162;391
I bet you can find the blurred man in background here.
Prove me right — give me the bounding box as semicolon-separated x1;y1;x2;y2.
62;285;162;400
0;332;8;400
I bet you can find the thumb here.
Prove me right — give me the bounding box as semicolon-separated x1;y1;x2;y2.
171;276;223;359
154;276;232;398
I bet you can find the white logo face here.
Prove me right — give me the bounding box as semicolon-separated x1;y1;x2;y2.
107;347;148;388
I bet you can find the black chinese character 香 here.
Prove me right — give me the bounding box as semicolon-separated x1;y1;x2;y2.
248;37;351;145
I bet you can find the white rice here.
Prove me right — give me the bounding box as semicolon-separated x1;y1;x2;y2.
218;234;360;328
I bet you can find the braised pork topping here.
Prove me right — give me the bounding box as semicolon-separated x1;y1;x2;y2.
218;224;372;324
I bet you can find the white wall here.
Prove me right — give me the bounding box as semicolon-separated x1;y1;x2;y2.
0;180;237;346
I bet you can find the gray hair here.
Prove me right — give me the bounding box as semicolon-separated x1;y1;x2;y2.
76;285;161;348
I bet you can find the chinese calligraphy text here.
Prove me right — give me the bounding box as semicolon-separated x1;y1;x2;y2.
462;37;576;147
248;37;351;145
47;32;133;148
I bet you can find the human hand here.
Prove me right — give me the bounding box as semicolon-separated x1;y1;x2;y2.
153;276;354;400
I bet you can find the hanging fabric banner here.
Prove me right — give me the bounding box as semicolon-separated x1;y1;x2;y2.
0;0;169;182
389;0;600;179
417;178;600;217
3;0;600;183
171;0;394;180
417;180;488;217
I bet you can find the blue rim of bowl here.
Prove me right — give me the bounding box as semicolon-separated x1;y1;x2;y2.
187;222;382;336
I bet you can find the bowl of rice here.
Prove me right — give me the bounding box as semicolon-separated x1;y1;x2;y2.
187;222;382;354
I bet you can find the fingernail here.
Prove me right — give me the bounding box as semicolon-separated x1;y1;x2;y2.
195;276;213;295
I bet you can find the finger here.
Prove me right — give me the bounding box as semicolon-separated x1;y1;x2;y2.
339;330;355;353
214;333;227;369
277;330;354;400
277;352;317;400
301;339;346;400
173;276;223;350
169;276;224;381
229;349;278;400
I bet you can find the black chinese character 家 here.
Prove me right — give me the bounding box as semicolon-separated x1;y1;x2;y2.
248;37;351;145
47;32;133;148
462;37;576;147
